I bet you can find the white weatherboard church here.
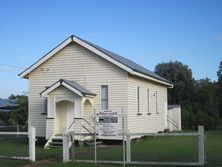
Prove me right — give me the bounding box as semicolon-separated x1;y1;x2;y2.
19;35;181;147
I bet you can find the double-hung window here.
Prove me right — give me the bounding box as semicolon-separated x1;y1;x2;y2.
101;85;108;110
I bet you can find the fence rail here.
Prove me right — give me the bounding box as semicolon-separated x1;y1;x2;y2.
0;126;36;162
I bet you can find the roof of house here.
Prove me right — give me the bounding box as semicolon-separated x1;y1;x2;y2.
40;79;96;97
0;99;18;109
19;35;173;87
168;105;181;110
77;36;171;84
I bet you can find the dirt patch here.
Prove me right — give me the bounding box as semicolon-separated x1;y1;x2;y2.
23;144;118;166
23;156;61;167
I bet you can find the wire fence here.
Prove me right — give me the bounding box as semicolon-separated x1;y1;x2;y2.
63;111;205;166
0;124;28;132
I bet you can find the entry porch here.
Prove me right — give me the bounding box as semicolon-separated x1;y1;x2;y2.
40;79;96;143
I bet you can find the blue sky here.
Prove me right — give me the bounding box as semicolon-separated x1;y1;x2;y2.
0;0;222;98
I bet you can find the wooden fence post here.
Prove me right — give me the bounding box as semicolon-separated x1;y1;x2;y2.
17;124;19;138
29;126;36;162
63;129;70;162
126;133;131;163
198;126;205;166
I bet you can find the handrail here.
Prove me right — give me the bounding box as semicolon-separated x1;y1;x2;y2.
81;118;91;127
68;117;96;133
68;119;75;130
167;115;178;129
82;125;93;134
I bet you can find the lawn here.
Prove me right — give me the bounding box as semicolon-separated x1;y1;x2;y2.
0;132;221;167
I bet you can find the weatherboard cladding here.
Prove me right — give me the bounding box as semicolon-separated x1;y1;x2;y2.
127;75;167;133
28;42;128;137
75;35;171;84
20;35;171;85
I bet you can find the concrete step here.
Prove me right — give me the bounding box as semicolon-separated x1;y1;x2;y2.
85;140;103;146
51;138;62;142
48;145;62;148
48;135;63;148
49;141;63;145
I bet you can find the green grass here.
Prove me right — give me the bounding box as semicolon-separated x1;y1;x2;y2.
131;136;198;162
0;132;221;167
0;135;62;167
205;132;222;163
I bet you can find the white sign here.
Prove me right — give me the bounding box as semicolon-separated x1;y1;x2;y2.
99;111;118;137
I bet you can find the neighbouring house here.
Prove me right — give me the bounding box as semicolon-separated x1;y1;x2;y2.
0;99;18;125
19;35;181;147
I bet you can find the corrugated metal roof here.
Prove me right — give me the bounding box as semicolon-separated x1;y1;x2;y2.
40;79;96;96
19;35;172;85
0;99;18;108
168;105;181;110
74;35;172;84
62;79;96;96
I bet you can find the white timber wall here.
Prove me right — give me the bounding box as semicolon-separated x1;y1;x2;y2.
28;42;128;137
127;75;168;134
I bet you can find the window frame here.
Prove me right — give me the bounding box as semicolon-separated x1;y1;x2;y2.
137;86;142;115
100;85;109;111
155;91;159;114
147;89;152;115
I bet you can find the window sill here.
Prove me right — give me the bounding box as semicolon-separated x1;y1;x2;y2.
137;113;142;116
156;112;159;114
147;113;152;115
41;112;47;115
46;117;54;119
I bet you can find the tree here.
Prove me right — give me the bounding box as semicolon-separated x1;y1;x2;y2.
155;61;221;130
217;60;222;82
154;61;194;105
10;95;28;125
194;78;218;117
217;60;222;119
8;94;17;99
193;78;220;129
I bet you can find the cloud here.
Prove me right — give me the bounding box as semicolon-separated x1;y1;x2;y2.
209;34;222;41
0;66;18;71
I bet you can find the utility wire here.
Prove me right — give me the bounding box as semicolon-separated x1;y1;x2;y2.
0;64;28;70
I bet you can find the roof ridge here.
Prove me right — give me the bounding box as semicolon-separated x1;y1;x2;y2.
73;36;172;84
19;35;172;86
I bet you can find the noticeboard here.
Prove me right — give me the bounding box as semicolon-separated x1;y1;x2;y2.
99;111;118;137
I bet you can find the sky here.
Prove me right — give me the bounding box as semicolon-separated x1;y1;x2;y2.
0;0;222;98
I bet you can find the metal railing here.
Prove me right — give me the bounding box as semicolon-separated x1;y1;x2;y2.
167;115;179;129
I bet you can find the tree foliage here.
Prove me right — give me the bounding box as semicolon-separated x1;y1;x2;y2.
217;60;222;119
155;61;194;105
10;95;28;125
155;60;222;130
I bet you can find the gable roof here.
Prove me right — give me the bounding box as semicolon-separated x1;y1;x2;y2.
19;35;173;87
40;79;96;97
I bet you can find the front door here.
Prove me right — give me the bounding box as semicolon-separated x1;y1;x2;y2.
56;101;73;134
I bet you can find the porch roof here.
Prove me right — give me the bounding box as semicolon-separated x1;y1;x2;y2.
40;79;96;97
